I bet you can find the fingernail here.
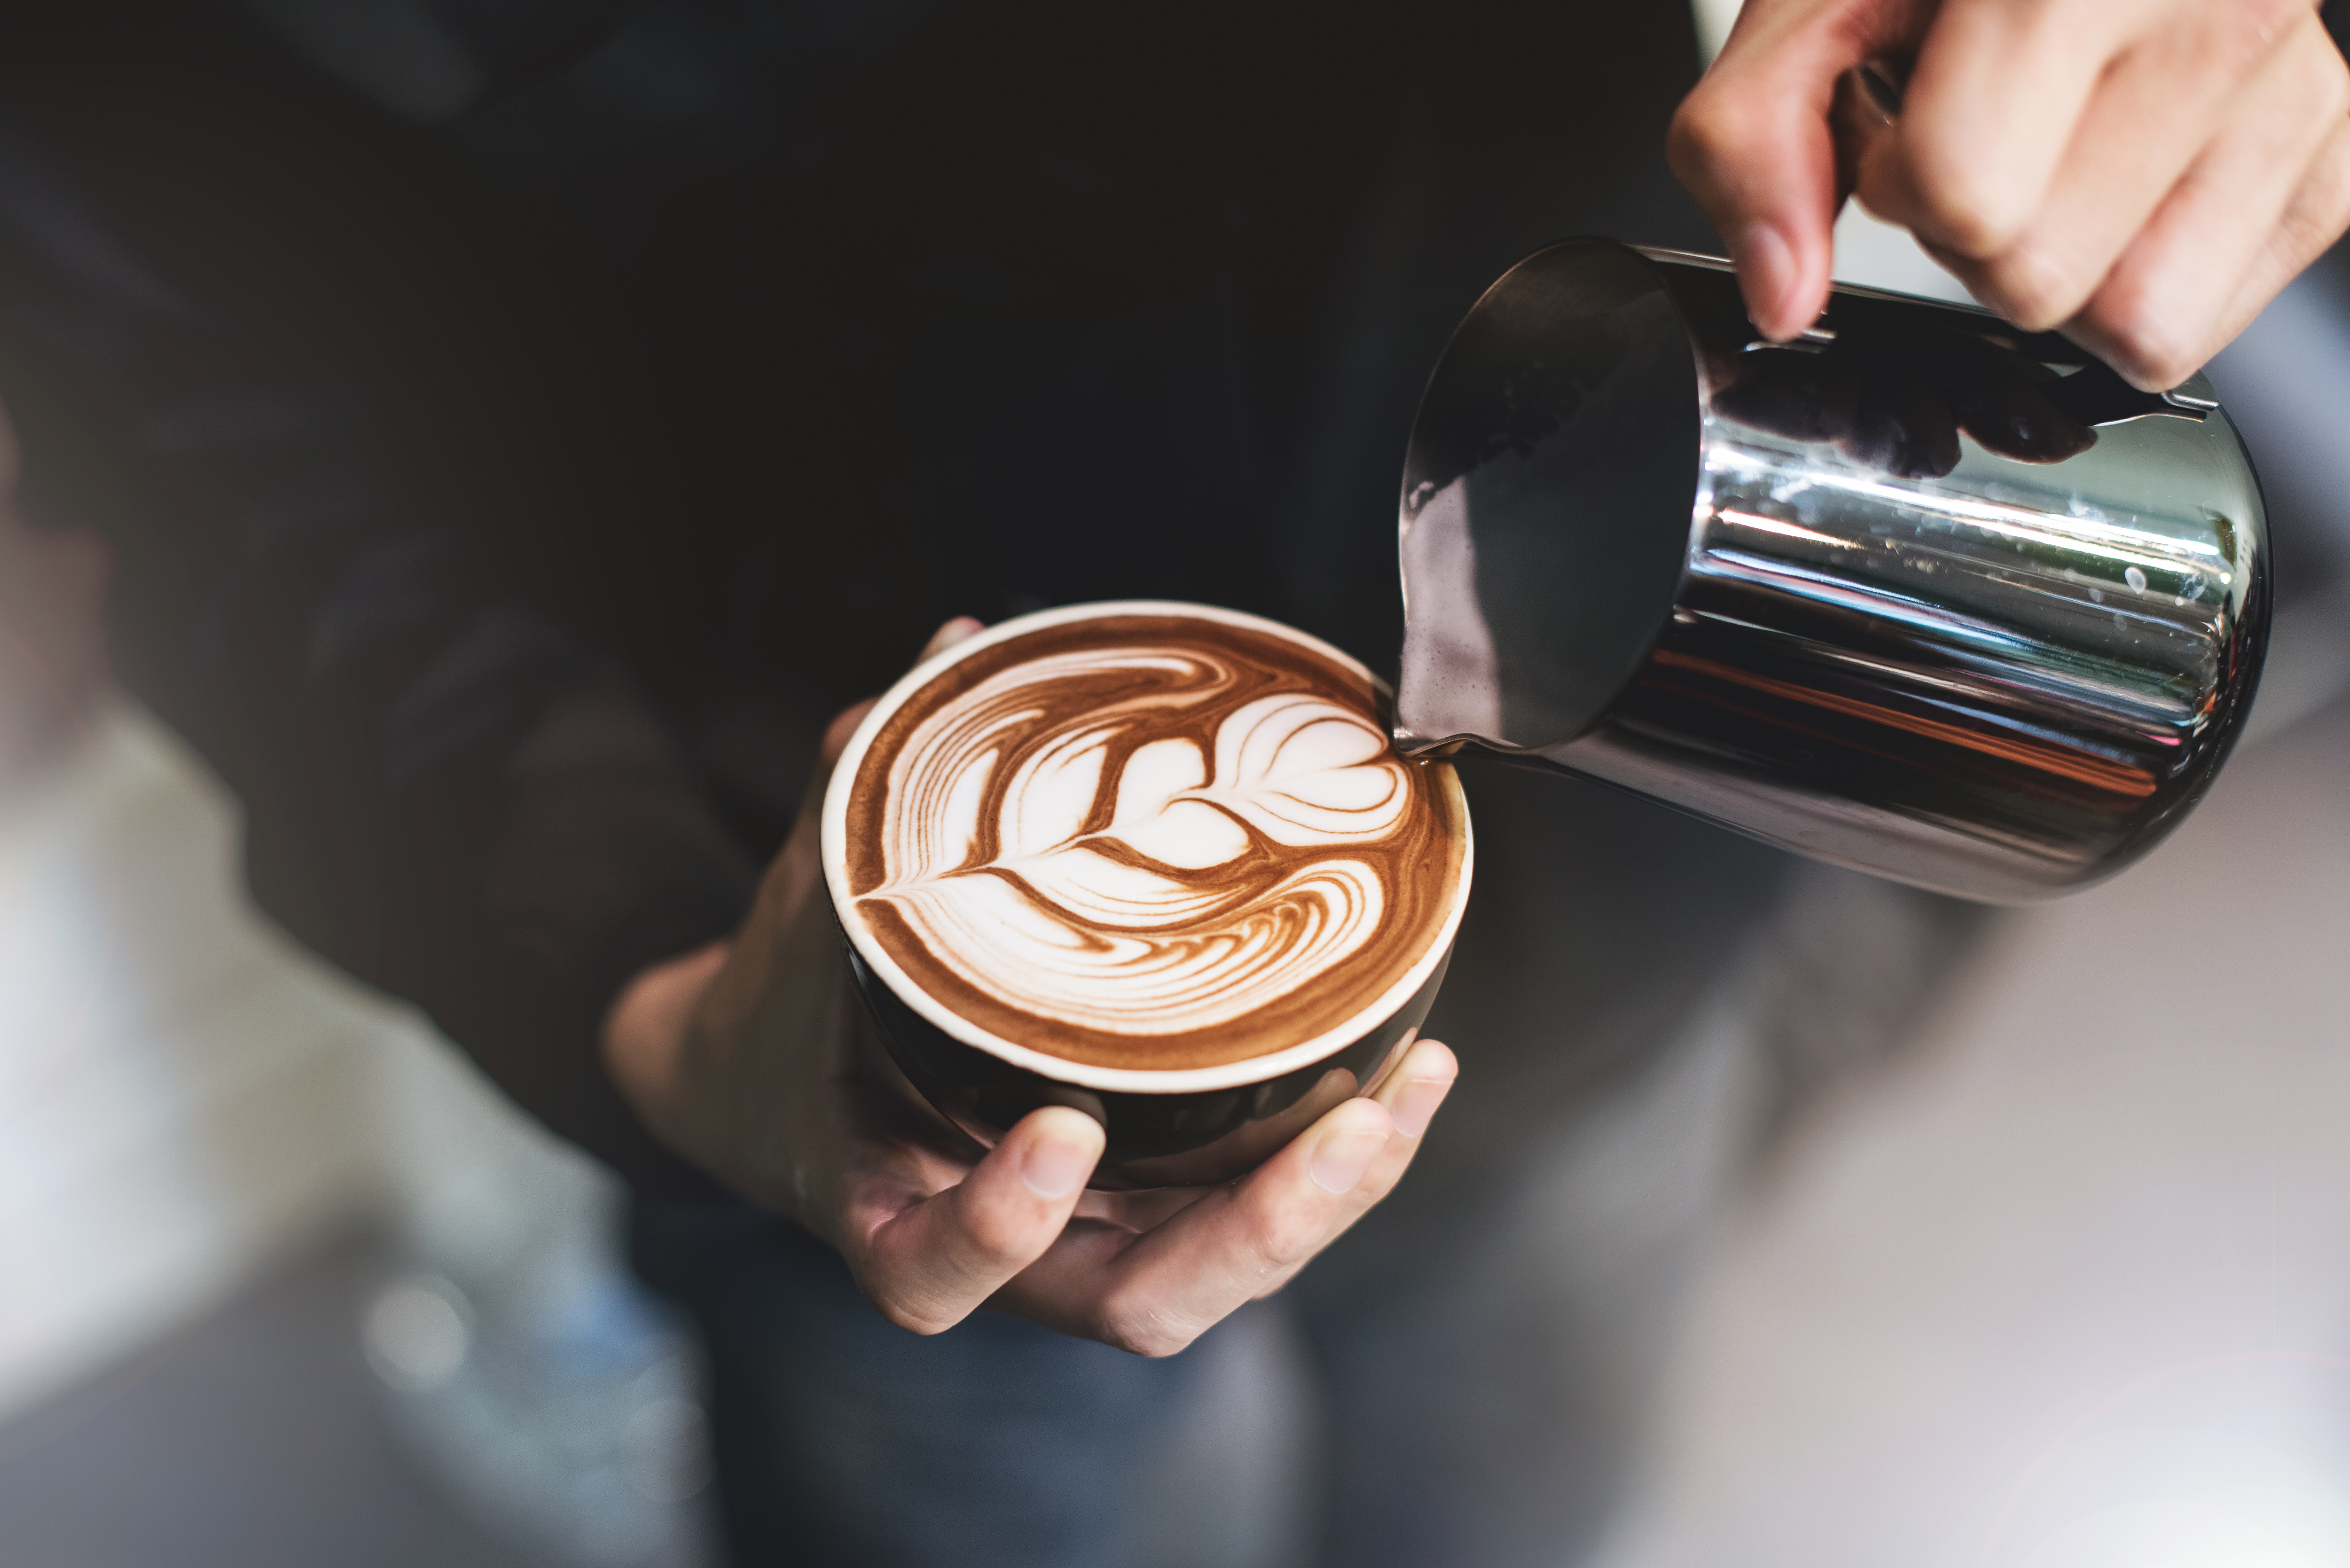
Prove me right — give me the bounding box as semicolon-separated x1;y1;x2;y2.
1388;1076;1455;1140
1736;221;1800;338
1021;1134;1096;1199
1309;1126;1389;1194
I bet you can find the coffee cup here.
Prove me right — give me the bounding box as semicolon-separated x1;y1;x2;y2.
821;601;1473;1190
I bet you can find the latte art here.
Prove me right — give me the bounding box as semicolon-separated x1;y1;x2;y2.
838;612;1470;1072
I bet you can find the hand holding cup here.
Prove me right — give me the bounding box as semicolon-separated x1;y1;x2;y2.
605;618;1460;1355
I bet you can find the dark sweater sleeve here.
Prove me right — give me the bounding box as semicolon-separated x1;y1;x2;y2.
0;122;754;1200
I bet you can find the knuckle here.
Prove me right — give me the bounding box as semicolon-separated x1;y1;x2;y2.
2300;127;2350;232
1980;246;2084;332
2124;337;2199;394
867;1286;958;1338
1090;1294;1197;1359
956;1206;1034;1271
1904;146;2024;258
2287;183;2350;267
1349;1150;1409;1206
2309;50;2350;125
1666;87;1750;184
2084;288;2195;390
2229;0;2309;56
1238;1194;1324;1272
1974;0;2069;45
819;700;876;765
882;1306;949;1337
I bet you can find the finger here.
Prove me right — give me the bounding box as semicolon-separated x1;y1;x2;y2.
1670;8;1851;341
757;694;872;914
786;619;984;897
803;618;984;811
917;615;985;664
2068;24;2350;387
816;698;876;774
1366;1036;1458;1145
845;1105;1105;1334
1000;1043;1461;1355
1925;2;2328;331
2206;117;2350;359
1247;1037;1461;1290
993;1094;1399;1354
800;619;982;800
1866;0;2146;258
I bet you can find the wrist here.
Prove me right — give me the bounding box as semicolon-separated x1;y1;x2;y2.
603;941;732;1130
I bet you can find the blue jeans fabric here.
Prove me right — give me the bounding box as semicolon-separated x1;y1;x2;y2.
630;1204;1202;1568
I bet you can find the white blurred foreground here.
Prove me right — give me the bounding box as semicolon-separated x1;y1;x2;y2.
0;703;386;1419
0;702;711;1566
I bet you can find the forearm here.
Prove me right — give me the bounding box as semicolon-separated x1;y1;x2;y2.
605;940;732;1157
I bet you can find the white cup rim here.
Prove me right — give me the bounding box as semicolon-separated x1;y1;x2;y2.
820;600;1475;1093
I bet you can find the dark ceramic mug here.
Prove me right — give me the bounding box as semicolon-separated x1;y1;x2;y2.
821;601;1473;1190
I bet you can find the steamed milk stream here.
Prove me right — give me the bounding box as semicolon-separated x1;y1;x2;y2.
841;614;1467;1071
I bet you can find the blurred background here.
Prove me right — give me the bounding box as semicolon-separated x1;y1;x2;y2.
0;691;719;1566
4;2;2350;1567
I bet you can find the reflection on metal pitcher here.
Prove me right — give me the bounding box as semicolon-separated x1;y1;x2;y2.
1396;240;2269;902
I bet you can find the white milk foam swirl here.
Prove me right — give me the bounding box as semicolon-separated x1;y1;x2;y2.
861;645;1413;1038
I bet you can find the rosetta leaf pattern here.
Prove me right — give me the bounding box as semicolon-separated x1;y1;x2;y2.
865;654;1417;1039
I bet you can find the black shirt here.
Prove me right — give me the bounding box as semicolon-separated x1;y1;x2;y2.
0;0;1786;1197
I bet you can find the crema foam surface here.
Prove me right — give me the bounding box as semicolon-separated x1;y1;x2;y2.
842;613;1468;1071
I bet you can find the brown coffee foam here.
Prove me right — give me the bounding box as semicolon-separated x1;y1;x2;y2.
845;613;1467;1071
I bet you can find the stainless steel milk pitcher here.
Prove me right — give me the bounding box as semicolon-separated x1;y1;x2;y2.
1394;239;2271;902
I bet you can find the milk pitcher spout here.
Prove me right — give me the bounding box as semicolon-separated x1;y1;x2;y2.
1394;239;2270;902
